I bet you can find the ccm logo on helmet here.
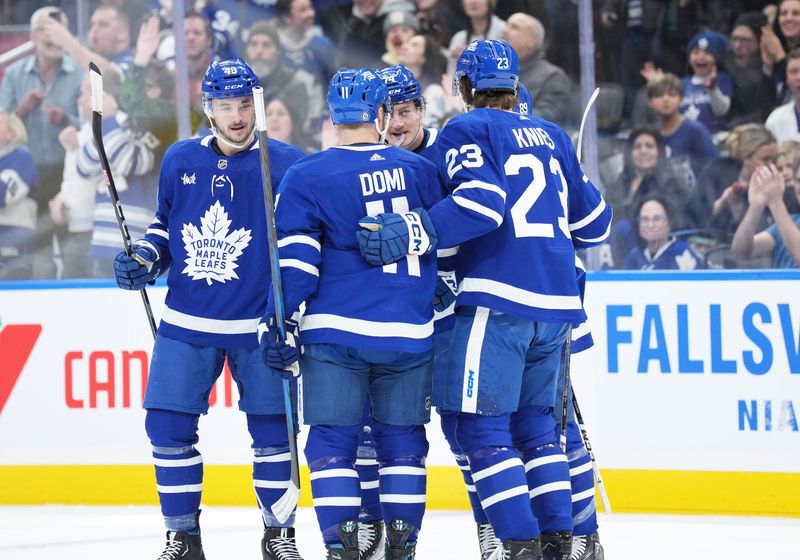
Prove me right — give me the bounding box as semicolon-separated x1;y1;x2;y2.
223;84;244;90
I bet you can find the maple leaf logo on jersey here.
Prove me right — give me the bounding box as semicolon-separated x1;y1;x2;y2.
181;201;252;285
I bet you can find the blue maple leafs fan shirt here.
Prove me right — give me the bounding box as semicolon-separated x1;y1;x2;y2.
428;108;612;324
143;135;305;348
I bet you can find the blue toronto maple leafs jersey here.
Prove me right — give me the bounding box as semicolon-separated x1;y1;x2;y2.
623;238;704;270
428;108;612;324
411;127;457;334
272;143;446;352
143;135;304;347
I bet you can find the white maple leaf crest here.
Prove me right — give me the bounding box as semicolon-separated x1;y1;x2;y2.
181;200;252;285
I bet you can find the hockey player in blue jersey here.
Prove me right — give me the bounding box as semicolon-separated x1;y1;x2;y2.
357;40;612;560
112;58;306;560
259;67;445;560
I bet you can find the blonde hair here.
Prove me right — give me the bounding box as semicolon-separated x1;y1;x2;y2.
778;139;800;158
725;123;775;161
0;110;28;145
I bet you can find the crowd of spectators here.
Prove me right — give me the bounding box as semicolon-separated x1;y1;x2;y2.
2;0;800;279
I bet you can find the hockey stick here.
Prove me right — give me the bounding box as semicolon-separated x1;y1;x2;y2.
253;86;301;524
560;87;600;450
89;62;157;339
576;87;600;163
571;386;612;513
568;85;613;512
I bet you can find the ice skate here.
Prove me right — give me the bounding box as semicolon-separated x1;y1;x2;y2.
262;527;303;560
570;532;604;560
156;530;206;560
326;520;360;560
487;538;544;560
359;520;385;560
385;519;416;560
541;531;571;560
477;522;501;560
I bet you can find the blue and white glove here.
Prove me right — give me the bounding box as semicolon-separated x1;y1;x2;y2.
433;274;458;312
258;314;301;379
357;208;438;266
114;241;161;290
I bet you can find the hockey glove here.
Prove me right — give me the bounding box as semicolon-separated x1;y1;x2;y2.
357;208;438;266
114;241;161;290
258;314;301;379
433;274;458;312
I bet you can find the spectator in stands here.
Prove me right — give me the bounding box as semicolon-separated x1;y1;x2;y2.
49;80;99;279
681;31;732;134
501;12;575;125
185;12;216;112
40;4;134;78
623;195;704;270
448;0;505;66
766;48;800;143
118;15;190;149
607;125;686;224
75;73;158;277
246;20;323;146
382;11;420;65
647;72;718;191
600;0;663;118
726;11;777;128
0;7;82;278
323;0;392;68
777;139;800;185
686;123;777;240
0;110;39;279
606;126;685;267
415;0;468;48
777;139;800;213
266;98;316;152
275;0;337;93
396;34;449;126
731;160;800;267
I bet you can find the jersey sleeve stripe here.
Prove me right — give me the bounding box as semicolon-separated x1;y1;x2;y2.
147;227;169;240
161;305;260;334
301;313;434;340
279;258;319;277
459;277;583;310
568;199;607;231
452;180;508;201
278;235;322;252
437;247;459;257
452;197;504;227
572;222;611;244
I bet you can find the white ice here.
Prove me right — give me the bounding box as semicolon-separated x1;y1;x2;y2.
1;506;798;559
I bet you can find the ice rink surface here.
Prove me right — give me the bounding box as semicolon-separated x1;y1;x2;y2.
1;506;798;560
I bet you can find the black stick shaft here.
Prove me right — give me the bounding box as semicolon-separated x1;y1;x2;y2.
89;62;157;339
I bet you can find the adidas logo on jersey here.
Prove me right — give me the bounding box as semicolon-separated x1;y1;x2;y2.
369;153;385;161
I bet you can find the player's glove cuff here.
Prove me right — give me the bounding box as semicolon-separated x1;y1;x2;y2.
258;314;301;379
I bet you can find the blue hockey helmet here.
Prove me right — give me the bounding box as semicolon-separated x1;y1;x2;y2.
513;82;533;115
327;68;388;124
201;58;259;100
376;65;423;106
454;39;519;94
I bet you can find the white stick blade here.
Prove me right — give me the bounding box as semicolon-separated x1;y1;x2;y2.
253;86;267;132
89;63;103;114
271;482;300;524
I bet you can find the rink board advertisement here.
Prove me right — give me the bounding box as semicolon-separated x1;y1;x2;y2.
1;271;798;516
